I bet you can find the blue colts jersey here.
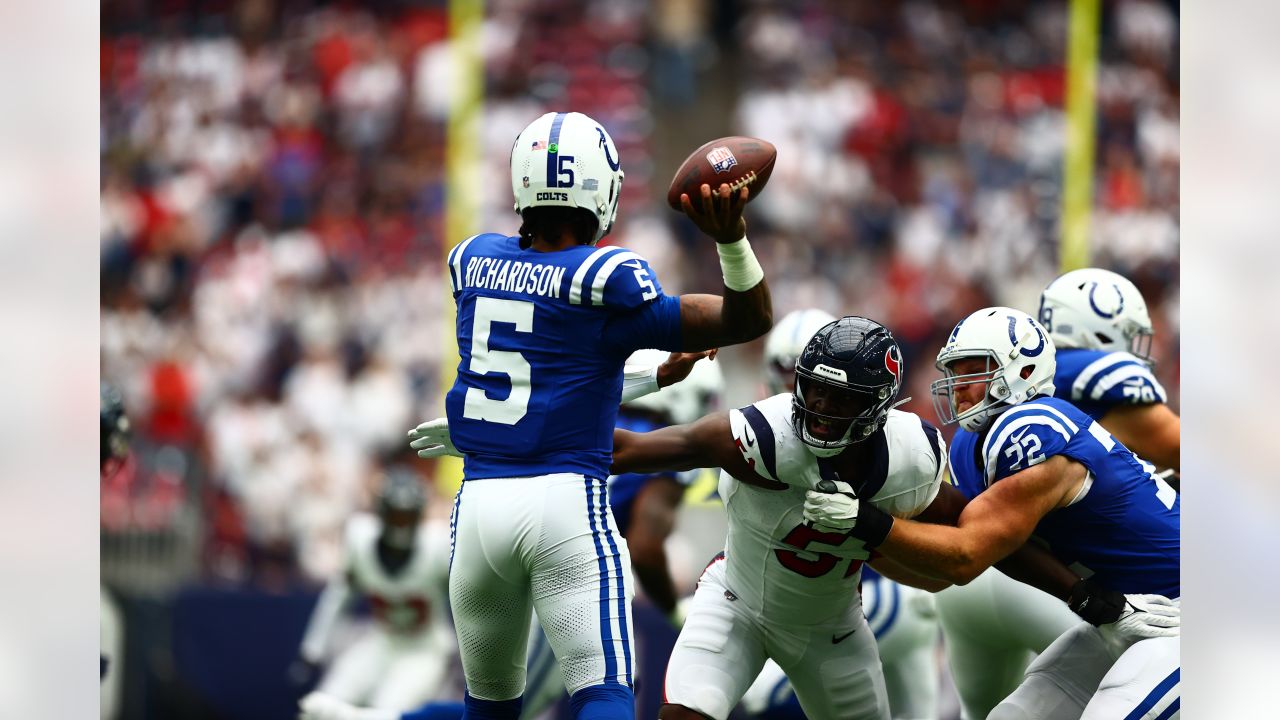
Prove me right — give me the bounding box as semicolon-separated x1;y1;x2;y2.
445;233;683;481
949;397;1179;597
1053;348;1167;421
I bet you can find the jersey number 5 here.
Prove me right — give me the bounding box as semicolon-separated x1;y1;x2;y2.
463;297;533;425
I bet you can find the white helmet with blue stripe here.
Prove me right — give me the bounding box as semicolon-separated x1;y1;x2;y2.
764;308;838;395
1038;268;1154;363
510;111;626;244
931;307;1057;433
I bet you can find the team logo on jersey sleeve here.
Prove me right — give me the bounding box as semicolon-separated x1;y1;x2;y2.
706;146;738;173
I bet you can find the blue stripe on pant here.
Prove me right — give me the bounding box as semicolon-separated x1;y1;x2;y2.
584;478;619;684
449;484;463;573
870;581;901;640
1123;667;1179;720
596;480;633;685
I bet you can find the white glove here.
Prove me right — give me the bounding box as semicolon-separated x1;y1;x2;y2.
1098;594;1180;650
408;418;461;459
298;692;397;720
802;478;860;534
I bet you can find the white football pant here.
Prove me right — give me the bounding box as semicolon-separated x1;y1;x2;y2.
935;568;1080;719
989;621;1179;720
448;474;635;701
739;573;941;720
318;627;452;709
664;557;890;720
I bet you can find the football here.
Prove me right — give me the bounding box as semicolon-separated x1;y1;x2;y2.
666;136;777;211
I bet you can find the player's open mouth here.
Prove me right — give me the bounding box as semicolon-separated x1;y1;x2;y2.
807;416;841;440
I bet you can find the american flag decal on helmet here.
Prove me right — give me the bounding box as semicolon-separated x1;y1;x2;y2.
885;347;901;382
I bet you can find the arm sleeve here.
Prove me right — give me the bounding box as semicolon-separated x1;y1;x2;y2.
601;294;683;353
620;362;661;403
299;573;354;662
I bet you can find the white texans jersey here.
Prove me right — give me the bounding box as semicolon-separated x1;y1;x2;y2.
344;514;451;635
721;394;946;624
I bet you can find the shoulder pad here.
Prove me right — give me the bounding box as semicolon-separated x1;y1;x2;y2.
1069;351;1167;405
728;395;791;483
870;411;946;518
447;233;490;294
981;401;1080;485
567;247;661;308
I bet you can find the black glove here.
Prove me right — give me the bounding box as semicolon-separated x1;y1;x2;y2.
1067;576;1127;626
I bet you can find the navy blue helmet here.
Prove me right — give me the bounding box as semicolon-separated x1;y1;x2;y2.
377;468;426;549
792;316;904;457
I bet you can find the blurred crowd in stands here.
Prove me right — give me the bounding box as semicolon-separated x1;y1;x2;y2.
101;0;1179;589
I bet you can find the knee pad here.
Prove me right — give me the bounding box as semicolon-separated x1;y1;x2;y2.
569;684;634;720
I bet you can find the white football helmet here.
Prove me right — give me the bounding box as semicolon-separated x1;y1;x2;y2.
622;349;723;426
931;307;1057;433
763;309;838;395
1038;268;1154;363
510;111;626;244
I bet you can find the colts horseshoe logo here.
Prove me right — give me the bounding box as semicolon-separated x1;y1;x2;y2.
1088;282;1125;319
596;127;620;171
1007;316;1046;358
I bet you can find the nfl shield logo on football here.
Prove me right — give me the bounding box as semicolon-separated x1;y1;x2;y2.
706;146;737;173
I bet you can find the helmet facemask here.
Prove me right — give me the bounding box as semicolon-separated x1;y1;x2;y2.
792;367;896;457
930;352;1013;433
1124;323;1155;365
377;472;425;550
380;507;421;550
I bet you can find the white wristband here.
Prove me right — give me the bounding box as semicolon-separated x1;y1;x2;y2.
716;234;764;292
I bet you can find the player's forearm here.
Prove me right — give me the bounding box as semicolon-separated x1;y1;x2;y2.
879;521;993;586
611;428;700;475
1103;404;1180;472
868;556;952;593
632;553;679;615
993;542;1079;602
678;290;772;350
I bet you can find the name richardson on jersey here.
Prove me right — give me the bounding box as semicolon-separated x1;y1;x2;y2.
463;256;568;298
